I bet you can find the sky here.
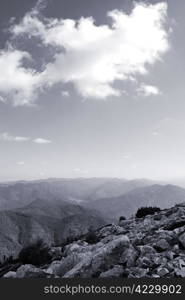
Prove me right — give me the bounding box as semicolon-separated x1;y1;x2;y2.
0;0;185;181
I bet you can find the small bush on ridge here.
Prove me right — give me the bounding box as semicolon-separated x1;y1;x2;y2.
136;206;161;218
18;239;51;266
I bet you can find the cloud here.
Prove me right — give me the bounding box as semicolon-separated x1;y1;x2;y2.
0;95;6;103
6;1;169;103
137;83;161;97
17;161;25;165
122;154;131;159
33;138;51;144
153;131;159;136
0;47;41;106
62;90;70;97
0;132;30;142
0;132;52;144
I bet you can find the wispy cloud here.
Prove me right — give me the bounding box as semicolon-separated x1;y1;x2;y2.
62;90;70;97
17;161;25;166
0;132;52;144
152;131;159;136
33;138;51;144
0;1;170;105
0;95;6;103
0;132;30;142
122;154;131;159
137;84;161;97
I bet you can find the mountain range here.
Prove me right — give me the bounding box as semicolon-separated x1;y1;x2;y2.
1;178;185;263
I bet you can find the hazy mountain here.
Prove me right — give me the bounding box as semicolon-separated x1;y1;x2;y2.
0;178;158;211
86;178;158;201
85;184;185;219
0;199;105;262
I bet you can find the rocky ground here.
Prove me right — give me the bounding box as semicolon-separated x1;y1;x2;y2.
2;203;185;278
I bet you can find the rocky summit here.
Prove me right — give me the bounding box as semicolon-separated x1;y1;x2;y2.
2;203;185;278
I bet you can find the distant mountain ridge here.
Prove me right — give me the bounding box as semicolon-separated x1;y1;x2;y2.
0;178;159;211
85;184;185;219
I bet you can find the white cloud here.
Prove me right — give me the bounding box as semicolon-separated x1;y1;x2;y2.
122;154;131;159
0;95;6;103
0;132;52;144
17;161;25;166
0;48;41;106
152;131;159;136
137;83;161;97
8;2;169;103
0;132;30;142
33;138;51;144
62;90;70;97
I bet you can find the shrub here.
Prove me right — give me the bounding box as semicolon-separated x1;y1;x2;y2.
119;216;126;222
136;206;161;218
85;228;100;244
18;239;51;266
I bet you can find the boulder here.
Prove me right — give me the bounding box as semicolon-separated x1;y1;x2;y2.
157;267;169;277
99;265;124;278
136;256;152;268
154;239;170;252
139;245;157;260
16;264;49;278
63;235;130;278
45;261;62;274
178;233;185;249
55;252;92;277
98;225;125;238
3;271;17;278
174;268;185;277
120;246;138;267
49;247;62;260
128;267;149;278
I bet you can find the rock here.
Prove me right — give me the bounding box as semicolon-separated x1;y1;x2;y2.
153;256;167;267
55;252;92;277
179;259;185;268
98;225;125;238
3;271;17;278
16;265;49;278
178;233;185;249
173;244;180;253
154;239;170;252
173;225;185;235
64;242;94;256
121;246;138;267
164;251;174;260
45;261;62;274
138;245;157;261
153;214;162;221
128;267;149;278
99;265;124;278
175;268;185;277
63;235;130;278
64;243;81;255
157;267;169;277
136;257;152;268
49;247;62;260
